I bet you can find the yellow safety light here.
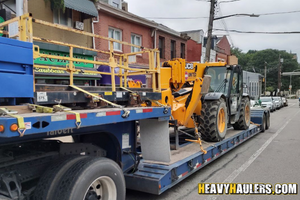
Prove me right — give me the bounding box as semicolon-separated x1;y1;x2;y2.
10;124;18;132
0;125;4;133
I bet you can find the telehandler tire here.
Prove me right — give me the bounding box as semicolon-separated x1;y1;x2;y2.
233;97;251;130
199;98;227;142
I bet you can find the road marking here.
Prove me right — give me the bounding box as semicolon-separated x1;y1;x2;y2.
207;109;300;200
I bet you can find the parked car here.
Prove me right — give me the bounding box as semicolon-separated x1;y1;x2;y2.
278;97;284;108
260;96;275;112
282;97;288;106
272;97;281;110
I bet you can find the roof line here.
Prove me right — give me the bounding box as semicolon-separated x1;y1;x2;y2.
96;2;185;39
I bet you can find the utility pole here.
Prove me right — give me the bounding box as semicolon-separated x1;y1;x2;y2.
278;55;283;95
205;0;216;62
264;61;267;95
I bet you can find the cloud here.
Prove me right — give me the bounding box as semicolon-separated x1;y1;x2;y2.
125;0;300;62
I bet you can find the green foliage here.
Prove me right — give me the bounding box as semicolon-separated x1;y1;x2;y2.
266;86;274;92
44;0;65;10
232;48;300;93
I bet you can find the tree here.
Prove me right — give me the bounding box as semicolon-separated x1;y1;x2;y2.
232;48;300;93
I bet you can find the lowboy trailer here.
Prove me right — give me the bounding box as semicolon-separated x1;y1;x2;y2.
0;14;270;200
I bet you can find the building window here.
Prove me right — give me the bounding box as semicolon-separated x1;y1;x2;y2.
159;36;165;59
171;40;176;59
180;43;185;59
53;8;72;27
108;27;122;51
131;34;142;53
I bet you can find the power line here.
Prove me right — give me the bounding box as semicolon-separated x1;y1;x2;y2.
259;10;300;16
144;10;300;20
145;17;208;19
219;0;241;3
214;29;300;34
217;4;235;46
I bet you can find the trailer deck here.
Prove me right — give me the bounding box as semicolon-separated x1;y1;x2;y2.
125;124;261;195
0;106;170;141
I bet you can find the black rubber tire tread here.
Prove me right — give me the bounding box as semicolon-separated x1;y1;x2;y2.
266;112;270;130
52;156;126;200
261;114;266;132
233;97;251;130
31;155;87;200
199;98;227;142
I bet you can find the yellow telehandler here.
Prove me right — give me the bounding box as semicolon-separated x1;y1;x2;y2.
155;58;250;142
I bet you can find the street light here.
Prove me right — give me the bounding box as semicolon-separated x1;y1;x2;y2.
204;1;260;62
289;69;300;95
214;13;260;21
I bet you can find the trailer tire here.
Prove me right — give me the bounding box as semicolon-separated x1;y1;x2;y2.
233;97;251;130
200;98;227;142
266;112;270;130
260;114;266;132
31;155;87;200
52;157;125;200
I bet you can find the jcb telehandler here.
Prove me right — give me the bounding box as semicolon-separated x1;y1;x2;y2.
157;58;250;142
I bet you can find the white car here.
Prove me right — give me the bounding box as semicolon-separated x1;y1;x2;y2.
271;97;281;110
260;97;275;112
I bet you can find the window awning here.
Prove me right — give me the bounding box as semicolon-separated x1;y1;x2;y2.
64;0;98;18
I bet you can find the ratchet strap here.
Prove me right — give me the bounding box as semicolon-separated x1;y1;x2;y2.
28;104;53;113
70;85;123;108
65;110;81;129
0;108;26;137
250;121;261;127
70;85;130;118
53;105;81;129
29;104;82;129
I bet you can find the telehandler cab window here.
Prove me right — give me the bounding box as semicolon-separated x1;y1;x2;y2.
206;67;230;94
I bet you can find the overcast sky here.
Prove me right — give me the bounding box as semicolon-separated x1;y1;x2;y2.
125;0;300;62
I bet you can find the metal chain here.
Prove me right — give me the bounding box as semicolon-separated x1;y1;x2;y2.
190;115;212;146
191;115;200;138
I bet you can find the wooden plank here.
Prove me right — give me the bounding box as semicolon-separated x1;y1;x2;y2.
0;105;32;114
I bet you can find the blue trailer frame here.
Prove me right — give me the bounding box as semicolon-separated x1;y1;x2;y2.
0;105;266;196
125;124;261;195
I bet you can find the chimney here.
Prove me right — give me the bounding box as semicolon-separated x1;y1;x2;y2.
122;1;128;11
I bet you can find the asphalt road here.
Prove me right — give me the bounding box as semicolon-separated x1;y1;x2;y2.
126;99;300;200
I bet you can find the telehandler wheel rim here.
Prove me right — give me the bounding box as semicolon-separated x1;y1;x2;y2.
84;176;117;200
218;108;226;133
245;104;250;125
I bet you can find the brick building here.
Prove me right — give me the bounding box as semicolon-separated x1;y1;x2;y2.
94;1;188;65
181;30;204;62
216;35;231;63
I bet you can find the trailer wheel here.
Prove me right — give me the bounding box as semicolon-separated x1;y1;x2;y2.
266;112;270;130
52;157;125;200
199;98;227;142
31;155;87;200
260;114;266;132
233;97;251;130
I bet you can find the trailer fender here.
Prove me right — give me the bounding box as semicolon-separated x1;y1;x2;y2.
204;92;226;101
74;132;122;166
